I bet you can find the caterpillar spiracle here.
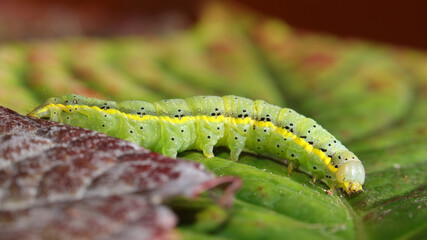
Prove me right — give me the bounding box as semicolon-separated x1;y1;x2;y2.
30;94;365;194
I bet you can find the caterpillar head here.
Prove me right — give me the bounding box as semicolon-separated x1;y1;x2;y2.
336;159;365;194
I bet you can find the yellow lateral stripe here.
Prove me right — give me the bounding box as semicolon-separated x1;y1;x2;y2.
35;103;337;172
31;105;50;116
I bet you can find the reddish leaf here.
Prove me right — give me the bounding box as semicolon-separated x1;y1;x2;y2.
0;106;240;240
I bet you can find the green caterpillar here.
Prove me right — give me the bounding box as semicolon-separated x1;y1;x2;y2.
30;94;365;194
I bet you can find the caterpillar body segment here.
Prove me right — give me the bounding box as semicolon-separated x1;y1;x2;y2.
30;94;365;194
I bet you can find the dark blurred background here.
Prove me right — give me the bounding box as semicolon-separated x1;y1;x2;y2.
0;0;426;50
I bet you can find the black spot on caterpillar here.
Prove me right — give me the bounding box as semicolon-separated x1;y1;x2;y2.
30;94;365;194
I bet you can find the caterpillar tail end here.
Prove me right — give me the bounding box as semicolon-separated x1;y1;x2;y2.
28;104;49;118
28;97;59;118
28;109;38;118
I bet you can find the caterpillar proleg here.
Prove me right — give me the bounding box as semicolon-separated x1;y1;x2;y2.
30;94;365;194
